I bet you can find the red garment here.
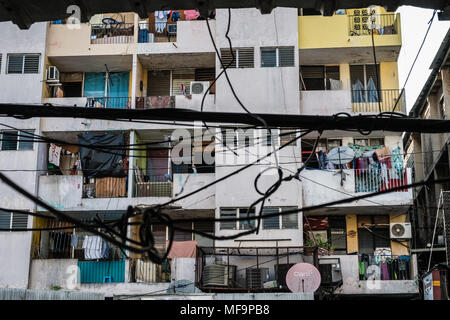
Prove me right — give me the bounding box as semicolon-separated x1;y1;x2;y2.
166;240;198;258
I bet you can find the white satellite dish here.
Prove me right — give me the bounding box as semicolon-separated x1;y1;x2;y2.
327;147;355;186
327;146;355;165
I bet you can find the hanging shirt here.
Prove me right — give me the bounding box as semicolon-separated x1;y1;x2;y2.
49;144;61;167
82;235;103;260
184;10;200;20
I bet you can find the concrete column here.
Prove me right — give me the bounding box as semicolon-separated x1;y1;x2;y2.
441;67;450;119
427;94;443;164
128;130;135;198
131;54;138;109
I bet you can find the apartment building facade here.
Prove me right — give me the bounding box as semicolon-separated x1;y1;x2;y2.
0;7;417;299
403;28;450;296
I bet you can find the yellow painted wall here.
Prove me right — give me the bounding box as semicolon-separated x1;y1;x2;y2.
380;62;399;89
298;10;401;50
390;213;410;256
346;214;359;254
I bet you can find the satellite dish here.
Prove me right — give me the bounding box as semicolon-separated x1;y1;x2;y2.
327;147;355;186
286;263;321;293
327;146;355;165
167;280;202;294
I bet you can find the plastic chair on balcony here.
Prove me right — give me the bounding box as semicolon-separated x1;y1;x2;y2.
103;275;112;283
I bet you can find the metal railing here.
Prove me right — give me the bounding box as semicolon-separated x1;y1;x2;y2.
129;258;171;283
358;254;412;281
86;97;131;109
351;89;405;112
134;174;173;198
348;14;398;36
135;96;176;109
91;23;134;44
138;21;177;43
355;168;408;193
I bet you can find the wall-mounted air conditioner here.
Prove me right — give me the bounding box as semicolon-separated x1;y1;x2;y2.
190;81;210;96
167;24;177;35
202;264;236;287
390;222;412;239
46;66;60;83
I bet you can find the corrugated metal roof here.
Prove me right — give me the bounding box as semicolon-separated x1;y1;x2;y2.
0;288;104;300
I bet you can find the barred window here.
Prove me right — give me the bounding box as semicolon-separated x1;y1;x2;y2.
220;47;254;69
7;54;40;74
261;47;295;68
0;211;28;231
1;130;35;151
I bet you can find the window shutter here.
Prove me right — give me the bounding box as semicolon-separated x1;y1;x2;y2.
237;47;254;68
261;48;277;67
281;207;298;229
24;55;40;74
220;48;236;69
220;209;237;230
18;130;35;150
1;131;18;150
7;55;24;74
278;47;295;67
0;211;11;229
172;69;195;95
12;213;28;230
147;70;171;96
301;66;324;79
262;208;280;229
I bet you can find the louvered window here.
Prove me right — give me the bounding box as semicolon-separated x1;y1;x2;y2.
220;47;254;69
148;70;170;96
172;69;195;95
7;54;40;74
0;211;28;231
263;207;298;230
261;47;295;68
1;130;35;151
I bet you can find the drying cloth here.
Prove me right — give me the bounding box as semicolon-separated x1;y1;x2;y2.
155;10;170;33
70;234;79;247
184;10;200;20
166;240;198;258
49;143;61;167
83;235;103;260
329;79;342;90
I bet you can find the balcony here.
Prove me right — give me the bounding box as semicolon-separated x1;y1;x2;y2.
300;89;405;115
136;94;215;111
90;23;134;44
301;168;413;214
298;13;401;64
320;254;419;296
348;14;399;36
43;97;132;109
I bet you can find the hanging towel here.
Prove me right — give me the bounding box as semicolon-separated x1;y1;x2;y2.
184;10;200;20
83;235;103;260
329;79;342;90
49;144;62;167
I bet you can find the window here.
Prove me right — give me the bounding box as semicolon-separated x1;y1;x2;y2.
239;208;256;230
7;54;40;74
353;138;384;147
220;47;254;69
0;211;28;231
0;130;34;151
261;47;295;68
263;207;298;230
350;64;381;102
357;215;390;254
220;208;238;230
300;65;341;90
0;54;2;73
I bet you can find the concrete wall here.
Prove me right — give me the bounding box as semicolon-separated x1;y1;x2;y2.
215;8;300;115
0;232;32;289
173;173;216;209
0;22;47;104
29;259;79;290
301;168;413;211
38;175;83;210
300;90;352;115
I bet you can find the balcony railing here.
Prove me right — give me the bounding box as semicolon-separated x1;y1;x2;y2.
83;177;128;199
351;89;405;113
355;168;408;193
135;96;176;109
358;254;413;281
348;14;398;36
134;174;173;198
129;258;171;283
86;97;131;109
91;23;134;44
78;260;126;283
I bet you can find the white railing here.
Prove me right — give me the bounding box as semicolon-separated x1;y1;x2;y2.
354;168;408;193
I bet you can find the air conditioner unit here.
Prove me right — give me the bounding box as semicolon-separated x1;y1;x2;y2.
46;66;60;83
190;81;210;95
202;264;236;287
246;268;269;289
390;222;412;239
167;24;177;35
